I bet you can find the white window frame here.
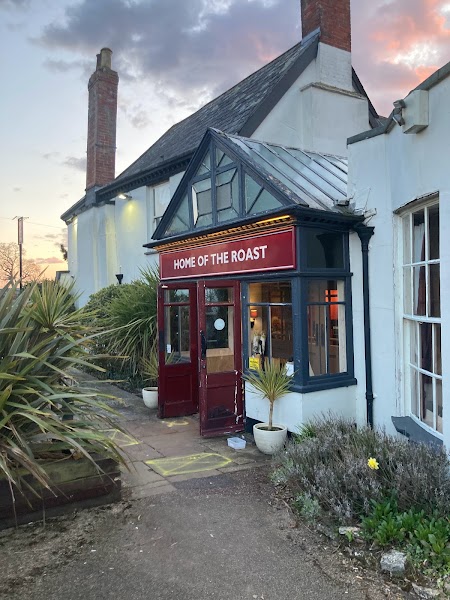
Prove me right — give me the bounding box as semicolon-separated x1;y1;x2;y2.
401;198;442;436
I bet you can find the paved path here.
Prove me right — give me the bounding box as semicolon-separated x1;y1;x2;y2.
0;374;405;600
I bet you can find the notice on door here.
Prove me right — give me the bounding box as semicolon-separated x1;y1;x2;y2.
160;228;296;280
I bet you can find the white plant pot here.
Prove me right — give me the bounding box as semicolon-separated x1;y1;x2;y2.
253;423;288;455
142;387;158;409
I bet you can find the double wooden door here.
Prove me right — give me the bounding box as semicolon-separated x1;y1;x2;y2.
157;280;243;436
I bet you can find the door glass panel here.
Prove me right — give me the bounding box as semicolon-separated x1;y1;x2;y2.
164;305;191;364
206;305;234;373
205;287;233;303
165;289;190;303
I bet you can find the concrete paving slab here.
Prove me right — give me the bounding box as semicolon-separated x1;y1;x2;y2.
145;452;234;477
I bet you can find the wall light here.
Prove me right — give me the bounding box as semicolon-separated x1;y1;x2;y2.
117;193;132;200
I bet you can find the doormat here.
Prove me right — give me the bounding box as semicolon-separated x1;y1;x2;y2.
145;453;233;477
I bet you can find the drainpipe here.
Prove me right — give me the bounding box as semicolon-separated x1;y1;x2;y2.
354;224;375;427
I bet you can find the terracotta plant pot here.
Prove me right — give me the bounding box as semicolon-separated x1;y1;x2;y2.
142;387;158;409
253;423;287;454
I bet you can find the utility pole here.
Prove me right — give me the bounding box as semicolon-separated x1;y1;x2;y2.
13;216;28;290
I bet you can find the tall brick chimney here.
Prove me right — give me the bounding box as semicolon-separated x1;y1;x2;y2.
301;0;351;52
86;48;118;192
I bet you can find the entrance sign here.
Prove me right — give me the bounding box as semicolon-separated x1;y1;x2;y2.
160;228;296;280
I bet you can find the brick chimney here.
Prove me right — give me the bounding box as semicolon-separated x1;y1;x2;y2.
86;48;119;192
301;0;351;52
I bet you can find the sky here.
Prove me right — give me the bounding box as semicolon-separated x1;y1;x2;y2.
1;0;449;280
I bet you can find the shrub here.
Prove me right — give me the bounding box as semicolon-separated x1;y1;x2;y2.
0;281;127;497
275;415;450;523
81;268;159;386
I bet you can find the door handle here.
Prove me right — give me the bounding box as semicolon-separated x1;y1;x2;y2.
200;330;207;359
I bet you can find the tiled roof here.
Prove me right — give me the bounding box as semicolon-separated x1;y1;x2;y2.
112;34;320;185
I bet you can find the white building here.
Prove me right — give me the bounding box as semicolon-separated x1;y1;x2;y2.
61;0;449;449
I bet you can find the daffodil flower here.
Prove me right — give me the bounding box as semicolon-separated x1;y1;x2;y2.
367;457;379;470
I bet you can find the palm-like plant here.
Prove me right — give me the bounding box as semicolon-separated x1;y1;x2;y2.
243;361;293;430
0;281;127;499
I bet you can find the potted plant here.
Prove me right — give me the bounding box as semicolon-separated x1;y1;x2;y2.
141;339;159;409
243;361;293;454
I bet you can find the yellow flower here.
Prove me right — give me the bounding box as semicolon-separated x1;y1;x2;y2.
367;457;379;470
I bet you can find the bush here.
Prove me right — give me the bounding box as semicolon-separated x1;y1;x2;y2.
81;268;159;387
0;281;127;497
275;415;450;523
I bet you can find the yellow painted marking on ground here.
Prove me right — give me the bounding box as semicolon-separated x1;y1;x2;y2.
105;429;140;446
145;453;233;476
163;419;190;428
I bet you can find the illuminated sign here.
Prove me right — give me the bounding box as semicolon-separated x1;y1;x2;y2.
160;228;296;279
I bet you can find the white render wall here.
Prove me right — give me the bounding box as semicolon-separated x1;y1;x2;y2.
253;43;369;156
348;75;450;447
67;171;185;306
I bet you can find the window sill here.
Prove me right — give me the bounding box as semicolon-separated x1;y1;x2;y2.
391;416;443;447
291;377;357;394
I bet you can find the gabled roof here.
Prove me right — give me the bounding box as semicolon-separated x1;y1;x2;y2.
62;28;382;222
149;128;354;247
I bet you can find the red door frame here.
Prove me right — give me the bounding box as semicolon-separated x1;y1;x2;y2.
197;280;244;436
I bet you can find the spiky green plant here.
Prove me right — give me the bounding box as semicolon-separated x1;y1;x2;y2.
0;281;127;500
103;267;159;377
243;361;293;430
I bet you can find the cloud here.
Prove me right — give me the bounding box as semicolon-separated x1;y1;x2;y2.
13;186;21;192
0;0;30;10
34;256;65;265
34;0;450;124
63;156;86;172
36;0;300;118
44;58;90;74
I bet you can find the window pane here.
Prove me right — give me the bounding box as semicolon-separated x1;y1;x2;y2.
245;174;262;212
165;193;190;236
419;322;433;373
420;373;433;428
305;228;344;269
403;215;411;264
248;189;282;214
434;324;441;375
217;169;239;223
206;287;233;303
436;379;443;433
308;304;327;376
257;281;292;303
193;178;212;228
413;265;426;316
428;204;439;260
403;266;412;314
165;289;190;303
328;303;347;374
409;320;418;366
165;305;191;363
216;151;233;168
429;264;440;317
411;367;419;418
195;151;211;177
412;209;425;263
206;306;234;373
307;280;344;303
270;306;293;368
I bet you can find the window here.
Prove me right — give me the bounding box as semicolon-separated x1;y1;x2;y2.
153;184;170;228
164;289;191;364
403;201;442;433
307;280;347;376
248;281;293;372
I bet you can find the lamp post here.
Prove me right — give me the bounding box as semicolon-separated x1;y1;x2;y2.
13;216;28;290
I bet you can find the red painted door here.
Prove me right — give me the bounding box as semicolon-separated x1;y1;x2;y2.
198;280;243;436
158;283;198;418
